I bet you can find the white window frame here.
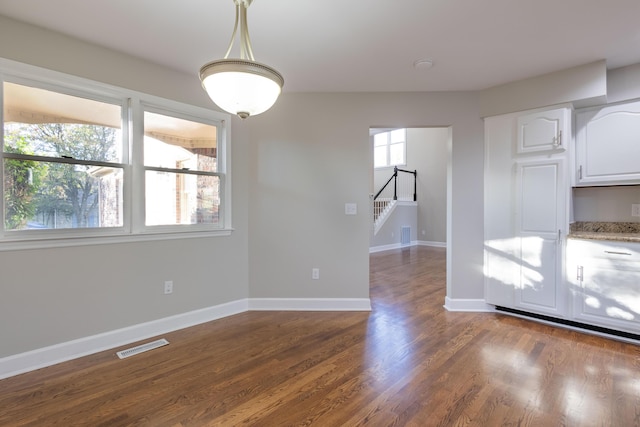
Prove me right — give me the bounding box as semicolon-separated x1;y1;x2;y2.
373;128;406;169
0;58;232;251
138;102;227;234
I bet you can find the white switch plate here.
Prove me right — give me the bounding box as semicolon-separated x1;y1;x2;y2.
345;203;357;215
164;280;173;294
632;204;640;217
312;268;320;280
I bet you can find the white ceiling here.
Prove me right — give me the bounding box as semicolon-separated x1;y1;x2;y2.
1;0;640;93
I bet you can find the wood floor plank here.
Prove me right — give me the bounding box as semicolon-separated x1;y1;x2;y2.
1;246;639;426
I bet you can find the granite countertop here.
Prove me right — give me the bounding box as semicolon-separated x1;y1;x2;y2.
568;222;640;243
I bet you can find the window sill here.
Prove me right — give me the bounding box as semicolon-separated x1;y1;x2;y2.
0;229;234;252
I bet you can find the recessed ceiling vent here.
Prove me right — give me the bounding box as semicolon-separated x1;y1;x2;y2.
116;338;169;359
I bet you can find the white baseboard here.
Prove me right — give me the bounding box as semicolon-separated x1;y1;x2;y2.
369;240;446;253
0;299;248;380
249;298;372;311
443;296;495;312
417;240;446;248
0;297;372;380
369;243;403;253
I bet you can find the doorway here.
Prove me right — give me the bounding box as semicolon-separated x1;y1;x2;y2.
369;127;450;252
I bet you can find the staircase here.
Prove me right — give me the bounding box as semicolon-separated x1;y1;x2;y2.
372;166;417;235
373;198;396;234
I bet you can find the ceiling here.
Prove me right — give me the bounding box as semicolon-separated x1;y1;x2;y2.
1;0;640;93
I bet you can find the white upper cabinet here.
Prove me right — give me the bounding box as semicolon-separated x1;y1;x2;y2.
575;100;640;186
516;107;569;154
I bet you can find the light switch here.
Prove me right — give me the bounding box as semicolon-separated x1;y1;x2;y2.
345;203;357;215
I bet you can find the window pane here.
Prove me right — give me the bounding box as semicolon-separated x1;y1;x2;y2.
145;171;219;226
374;145;388;168
3;159;123;230
389;143;405;165
390;128;405;143
144;111;217;172
3;82;122;162
373;133;387;147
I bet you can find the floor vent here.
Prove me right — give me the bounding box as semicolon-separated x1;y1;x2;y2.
401;226;411;246
116;338;169;359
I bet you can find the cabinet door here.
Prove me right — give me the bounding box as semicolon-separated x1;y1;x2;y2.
569;240;640;334
575;101;640;185
516;108;568;154
514;158;566;316
573;262;640;334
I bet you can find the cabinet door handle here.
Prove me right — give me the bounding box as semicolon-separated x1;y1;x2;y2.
578;165;583;180
555;130;562;147
604;250;632;256
577;265;584;281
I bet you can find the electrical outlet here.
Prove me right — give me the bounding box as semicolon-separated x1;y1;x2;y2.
164;280;173;294
312;268;320;280
633;204;640;217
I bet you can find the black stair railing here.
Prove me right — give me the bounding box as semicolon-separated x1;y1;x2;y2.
373;166;417;202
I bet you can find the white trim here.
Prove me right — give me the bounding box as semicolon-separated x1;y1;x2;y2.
249;298;372;311
0;297;372;379
0;299;248;380
0;228;233;252
370;242;405;253
369;239;446;253
369;241;421;253
417;240;446;248
443;297;495;312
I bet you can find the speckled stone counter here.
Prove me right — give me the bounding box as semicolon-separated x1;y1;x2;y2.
569;222;640;243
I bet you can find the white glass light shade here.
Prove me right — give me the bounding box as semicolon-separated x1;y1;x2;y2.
200;59;284;119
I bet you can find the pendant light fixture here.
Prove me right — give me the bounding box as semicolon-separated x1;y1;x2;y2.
199;0;284;119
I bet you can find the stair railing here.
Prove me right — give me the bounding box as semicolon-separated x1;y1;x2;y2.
373;166;417;202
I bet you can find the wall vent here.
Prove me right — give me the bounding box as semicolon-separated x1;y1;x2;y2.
116;338;169;359
401;226;411;246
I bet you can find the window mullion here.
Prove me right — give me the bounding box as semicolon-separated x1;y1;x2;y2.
129;97;145;234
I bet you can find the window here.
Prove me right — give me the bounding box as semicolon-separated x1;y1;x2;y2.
2;81;126;232
373;128;406;168
0;67;229;246
143;109;221;228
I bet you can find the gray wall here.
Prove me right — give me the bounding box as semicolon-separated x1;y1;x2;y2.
4;13;637;360
573;186;640;222
370;204;418;248
0;16;251;357
410;128;448;244
0;15;487;358
247;91;484;304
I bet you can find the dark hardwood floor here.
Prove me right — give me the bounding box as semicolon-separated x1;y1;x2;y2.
1;246;639;426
